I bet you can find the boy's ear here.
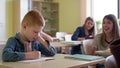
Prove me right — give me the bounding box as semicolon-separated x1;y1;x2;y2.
22;23;27;29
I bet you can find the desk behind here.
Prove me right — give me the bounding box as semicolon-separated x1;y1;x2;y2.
51;41;82;54
51;41;82;48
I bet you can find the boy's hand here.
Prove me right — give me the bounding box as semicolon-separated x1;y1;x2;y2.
41;32;53;42
25;51;41;60
36;36;50;51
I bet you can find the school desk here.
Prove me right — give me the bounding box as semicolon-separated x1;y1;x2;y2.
51;41;82;48
0;54;105;68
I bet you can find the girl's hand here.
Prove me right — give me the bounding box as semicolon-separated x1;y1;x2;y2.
77;37;85;41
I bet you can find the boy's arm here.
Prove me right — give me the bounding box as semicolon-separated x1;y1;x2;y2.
41;32;53;42
2;37;25;62
37;35;50;51
36;34;56;56
23;42;41;60
37;40;56;56
3;37;41;61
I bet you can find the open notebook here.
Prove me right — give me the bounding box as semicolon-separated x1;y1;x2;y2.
61;41;82;45
64;54;104;61
18;57;54;63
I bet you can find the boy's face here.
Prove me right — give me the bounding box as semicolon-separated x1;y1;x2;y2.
23;24;43;41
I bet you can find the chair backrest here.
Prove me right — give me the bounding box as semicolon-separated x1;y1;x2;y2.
82;39;94;55
56;32;67;41
65;34;72;41
106;55;117;68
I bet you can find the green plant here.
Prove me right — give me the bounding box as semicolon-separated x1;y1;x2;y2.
118;19;120;25
96;20;101;25
96;20;102;33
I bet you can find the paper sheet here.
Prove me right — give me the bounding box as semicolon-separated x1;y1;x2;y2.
18;57;54;63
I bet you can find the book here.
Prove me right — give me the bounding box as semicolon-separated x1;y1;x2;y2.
64;54;104;61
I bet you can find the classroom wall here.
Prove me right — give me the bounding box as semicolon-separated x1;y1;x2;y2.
5;0;86;38
53;0;80;33
6;0;14;38
6;0;25;38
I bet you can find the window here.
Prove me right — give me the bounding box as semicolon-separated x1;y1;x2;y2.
0;0;6;40
87;0;118;33
93;0;117;21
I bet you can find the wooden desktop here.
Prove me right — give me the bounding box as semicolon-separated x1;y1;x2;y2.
1;54;105;68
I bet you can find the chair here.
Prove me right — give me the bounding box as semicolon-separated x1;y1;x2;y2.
55;32;72;54
82;39;99;68
105;55;117;68
82;39;94;55
56;32;67;41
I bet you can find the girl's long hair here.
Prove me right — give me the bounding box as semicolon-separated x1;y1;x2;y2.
100;14;120;47
83;17;95;35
